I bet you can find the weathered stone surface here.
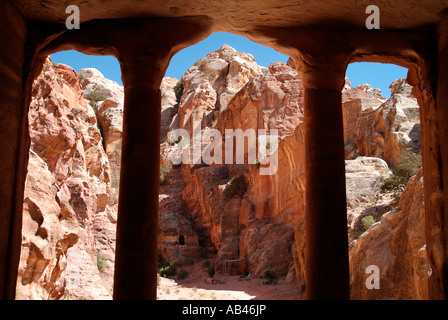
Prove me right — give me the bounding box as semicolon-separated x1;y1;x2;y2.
19;58;116;299
79;68;124;103
175;44;264;136
160;77;180;142
239;222;295;277
17;152;78;300
217;60;305;229
178;53;306;279
343;79;420;167
174;49;426;293
80;67;124;191
349;169;428;300
12;0;447;34
345;157;391;209
1;4;37;293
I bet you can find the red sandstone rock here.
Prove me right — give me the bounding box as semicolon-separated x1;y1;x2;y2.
19;58;115;299
349;169;428;300
17;151;78;299
175;44;265;136
177;54;306;278
343;78;420;167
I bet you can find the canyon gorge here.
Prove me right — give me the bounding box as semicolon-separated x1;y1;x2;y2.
15;45;426;300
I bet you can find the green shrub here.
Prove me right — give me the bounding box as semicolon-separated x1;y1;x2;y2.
381;150;422;197
111;178;120;189
207;263;215;277
263;270;278;284
160;264;177;278
87;90;106;103
174;81;184;103
202;261;212;269
223;175;247;201
177;269;189;280
354;215;377;238
87;90;106;110
361;215;375;231
203;70;217;82
96;252;107;273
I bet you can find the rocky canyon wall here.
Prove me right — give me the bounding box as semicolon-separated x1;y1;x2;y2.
17;59;116;299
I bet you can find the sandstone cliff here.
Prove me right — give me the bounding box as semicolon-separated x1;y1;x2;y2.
166;46;424;289
17;58;115;299
343;78;421;167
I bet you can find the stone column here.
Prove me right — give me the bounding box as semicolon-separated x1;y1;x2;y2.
297;52;350;299
430;13;448;300
112;60;163;300
0;1;28;300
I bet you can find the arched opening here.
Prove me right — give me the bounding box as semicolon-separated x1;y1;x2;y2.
19;33;429;301
1;0;447;302
344;61;427;300
157;32;307;300
17;50;122;300
178;235;185;246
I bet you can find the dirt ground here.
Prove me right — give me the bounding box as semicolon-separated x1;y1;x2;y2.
157;259;304;300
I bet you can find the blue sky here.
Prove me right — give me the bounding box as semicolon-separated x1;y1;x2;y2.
51;32;407;98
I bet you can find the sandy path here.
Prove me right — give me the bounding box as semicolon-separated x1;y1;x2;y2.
157;260;304;300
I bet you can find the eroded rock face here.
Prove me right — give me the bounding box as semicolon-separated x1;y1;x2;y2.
177;51;306;277
17;151;78;300
343;78;420;167
79;67;124;201
160;77;180;142
170;46;426;294
349;169;428;300
345;157;392;209
239;223;295;278
18;58;116;299
174;44;265;136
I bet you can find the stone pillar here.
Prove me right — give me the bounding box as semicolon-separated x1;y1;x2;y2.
0;1;28;300
430;13;448;300
297;52;350;299
112;60;163;300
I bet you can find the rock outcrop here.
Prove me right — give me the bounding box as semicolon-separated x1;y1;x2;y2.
345;157;391;209
175;49;305;277
172;44;265;136
78;67;124;201
343;78;420;167
349;169;428;300
17;151;78;299
18;58;116;299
